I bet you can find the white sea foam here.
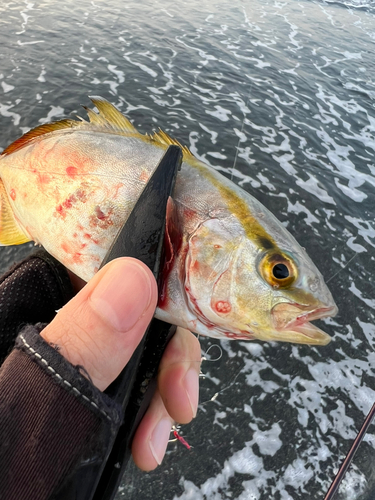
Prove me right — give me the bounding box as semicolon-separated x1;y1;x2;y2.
1;82;14;93
0;103;21;126
38;106;65;124
205;105;232;122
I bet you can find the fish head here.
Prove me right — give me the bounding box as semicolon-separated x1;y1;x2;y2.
182;210;337;345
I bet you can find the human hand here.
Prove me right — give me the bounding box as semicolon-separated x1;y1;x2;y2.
40;257;201;471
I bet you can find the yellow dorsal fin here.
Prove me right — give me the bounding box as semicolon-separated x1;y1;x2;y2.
1;97;140;157
1;119;79;156
87;96;139;134
0;180;31;245
1;96;195;163
150;129;194;160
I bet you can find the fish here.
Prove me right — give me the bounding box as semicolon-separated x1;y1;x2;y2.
0;96;338;345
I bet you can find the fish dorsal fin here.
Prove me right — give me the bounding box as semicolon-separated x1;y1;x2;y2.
86;96;139;134
1;96;194;162
150;129;194;160
1;97;139;157
1;119;79;156
0;180;31;245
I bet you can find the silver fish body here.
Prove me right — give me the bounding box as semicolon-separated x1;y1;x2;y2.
0;97;338;344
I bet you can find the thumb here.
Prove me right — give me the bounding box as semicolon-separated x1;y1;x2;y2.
41;257;158;391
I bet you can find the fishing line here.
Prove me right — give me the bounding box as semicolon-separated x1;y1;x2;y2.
199;365;243;406
325;251;359;284
230;91;251;184
230;117;245;183
201;344;223;363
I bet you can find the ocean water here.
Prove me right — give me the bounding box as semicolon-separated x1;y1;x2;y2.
0;0;374;499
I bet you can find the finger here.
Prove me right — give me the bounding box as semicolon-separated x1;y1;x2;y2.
41;257;158;391
131;389;173;471
158;327;201;424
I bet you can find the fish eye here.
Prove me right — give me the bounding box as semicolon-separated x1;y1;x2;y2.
259;252;297;288
273;263;289;279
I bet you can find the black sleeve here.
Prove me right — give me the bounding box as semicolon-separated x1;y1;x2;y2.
0;251;123;500
0;249;74;365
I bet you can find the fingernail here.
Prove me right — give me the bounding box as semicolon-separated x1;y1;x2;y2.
184;368;199;418
89;259;153;332
149;418;171;465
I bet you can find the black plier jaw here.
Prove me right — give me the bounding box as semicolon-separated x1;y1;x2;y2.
55;145;182;500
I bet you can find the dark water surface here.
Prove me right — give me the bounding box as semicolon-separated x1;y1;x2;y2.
0;0;374;498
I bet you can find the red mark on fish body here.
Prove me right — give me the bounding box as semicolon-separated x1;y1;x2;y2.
139;171;149;183
66;166;78;179
10;189;16;201
63;197;74;209
56;204;66;218
72;253;83;264
56;194;76;217
55;190;87;218
95;206;105;220
61;242;70;254
37;172;51;185
61;240;84;265
89;206;113;229
83;232;99;245
76;189;87;202
112;182;124;198
215;301;232;314
191;260;199;272
183;207;197;222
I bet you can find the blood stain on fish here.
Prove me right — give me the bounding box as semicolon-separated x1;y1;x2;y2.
10;189;16;201
66;166;78;178
89;206;113;229
61;242;70;254
191;261;200;272
83;232;99;245
139;171;149;183
72;253;83;264
37;172;51;185
55;189;88;218
95;206;106;220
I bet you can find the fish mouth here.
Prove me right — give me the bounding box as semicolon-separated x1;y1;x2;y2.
271;302;338;345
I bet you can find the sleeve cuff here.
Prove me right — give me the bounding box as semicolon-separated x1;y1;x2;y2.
15;323;123;427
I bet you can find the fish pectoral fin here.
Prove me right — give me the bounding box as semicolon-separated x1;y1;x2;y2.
0;180;31;245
